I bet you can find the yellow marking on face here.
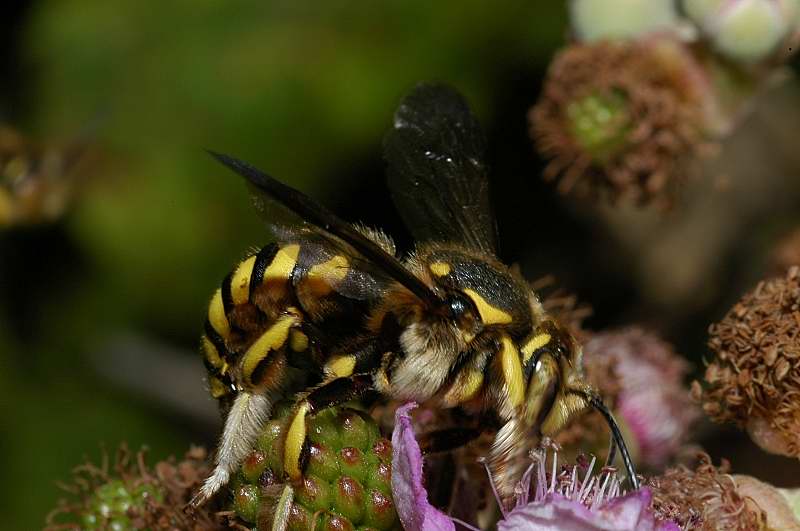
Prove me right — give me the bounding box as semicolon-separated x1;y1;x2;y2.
202;336;225;369
241;314;298;386
442;369;484;407
230;255;257;305
290;330;309;352
284;402;310;480
306;255;349;296
463;288;513;325
263;244;300;287
521;333;552;363
500;336;525;409
429;261;452;277
326;355;356;378
208;289;230;339
208;376;229;399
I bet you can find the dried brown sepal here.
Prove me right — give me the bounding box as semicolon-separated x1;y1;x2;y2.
45;445;228;530
695;266;800;456
647;453;768;530
530;38;711;206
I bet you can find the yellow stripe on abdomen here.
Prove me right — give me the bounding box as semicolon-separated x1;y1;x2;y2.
241;313;299;387
208;289;231;339
230;255;257;306
261;244;300;290
305;255;349;296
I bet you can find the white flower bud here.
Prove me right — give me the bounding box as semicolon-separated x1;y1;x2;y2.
684;0;795;62
570;0;680;42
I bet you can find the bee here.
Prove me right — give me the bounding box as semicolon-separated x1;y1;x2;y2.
192;83;638;506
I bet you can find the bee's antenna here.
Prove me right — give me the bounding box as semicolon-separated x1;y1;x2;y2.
605;433;617;469
588;395;640;490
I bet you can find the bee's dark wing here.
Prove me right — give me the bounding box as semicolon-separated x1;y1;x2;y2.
209;151;441;308
384;83;497;254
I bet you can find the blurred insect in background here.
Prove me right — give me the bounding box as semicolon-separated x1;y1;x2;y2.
0;124;93;227
192;83;639;506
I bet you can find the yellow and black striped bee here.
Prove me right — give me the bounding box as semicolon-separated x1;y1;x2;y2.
192;84;638;506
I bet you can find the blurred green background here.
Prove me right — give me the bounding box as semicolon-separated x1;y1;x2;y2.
2;2;800;529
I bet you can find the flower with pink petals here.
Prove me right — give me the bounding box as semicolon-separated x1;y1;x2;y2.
495;445;679;531
392;402;456;531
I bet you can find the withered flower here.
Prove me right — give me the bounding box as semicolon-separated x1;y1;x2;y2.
770;227;800;276
647;453;768;530
693;266;800;457
46;445;223;530
530;37;712;205
557;328;698;469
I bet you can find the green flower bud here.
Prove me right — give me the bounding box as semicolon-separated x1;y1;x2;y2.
570;0;680;42
565;91;632;163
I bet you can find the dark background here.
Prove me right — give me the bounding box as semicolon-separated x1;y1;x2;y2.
1;2;799;528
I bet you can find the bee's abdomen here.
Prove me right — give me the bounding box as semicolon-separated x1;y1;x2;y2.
201;241;364;401
201;243;309;400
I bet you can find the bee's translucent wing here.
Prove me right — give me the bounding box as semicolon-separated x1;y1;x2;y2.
384;83;498;254
209;152;441;308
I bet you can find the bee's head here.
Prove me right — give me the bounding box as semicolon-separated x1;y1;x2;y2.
520;319;640;489
419;249;533;343
519;320;588;432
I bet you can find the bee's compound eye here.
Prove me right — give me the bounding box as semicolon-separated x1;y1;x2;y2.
447;294;470;319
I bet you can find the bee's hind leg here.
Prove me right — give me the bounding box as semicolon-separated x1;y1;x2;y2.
191;391;273;507
283;374;374;480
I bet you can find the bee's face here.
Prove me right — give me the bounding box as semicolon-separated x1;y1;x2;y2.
520;320;592;434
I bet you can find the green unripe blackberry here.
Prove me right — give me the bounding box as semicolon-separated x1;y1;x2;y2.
48;446;221;530
81;479;163;530
233;406;401;531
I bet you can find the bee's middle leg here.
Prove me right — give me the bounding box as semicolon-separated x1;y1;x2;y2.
283;373;374;480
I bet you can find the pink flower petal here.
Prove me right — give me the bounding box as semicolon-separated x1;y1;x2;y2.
498;489;680;531
391;402;456;531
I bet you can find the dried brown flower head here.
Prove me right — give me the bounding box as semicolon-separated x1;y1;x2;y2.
530;37;711;205
647;453;768;530
771;228;800;276
694;267;800;457
556;327;698;469
46;445;225;530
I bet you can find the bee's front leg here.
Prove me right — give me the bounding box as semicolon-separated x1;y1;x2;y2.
283;374;374;480
487;418;529;504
